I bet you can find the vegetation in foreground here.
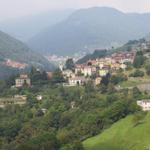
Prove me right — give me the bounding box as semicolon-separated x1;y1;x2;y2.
83;111;150;150
0;68;142;150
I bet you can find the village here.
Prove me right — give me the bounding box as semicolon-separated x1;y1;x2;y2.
61;51;135;86
1;40;150;111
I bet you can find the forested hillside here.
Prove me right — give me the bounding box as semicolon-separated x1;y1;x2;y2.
0;69;141;150
0;30;55;78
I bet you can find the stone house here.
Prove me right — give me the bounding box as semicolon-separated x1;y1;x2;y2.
15;74;31;87
69;76;88;86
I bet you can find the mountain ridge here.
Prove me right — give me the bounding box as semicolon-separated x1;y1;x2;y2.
28;7;150;56
0;9;74;41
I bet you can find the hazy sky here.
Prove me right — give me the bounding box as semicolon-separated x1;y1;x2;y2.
0;0;150;21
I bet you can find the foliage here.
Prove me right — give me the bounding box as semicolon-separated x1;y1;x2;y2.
51;69;65;84
110;74;127;85
65;58;74;70
77;50;108;64
132;111;147;126
84;112;150;150
129;70;144;77
0;76;141;150
133;51;145;68
145;64;150;75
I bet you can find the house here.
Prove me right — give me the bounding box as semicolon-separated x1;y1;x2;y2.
36;95;43;101
111;63;127;70
0;95;27;108
83;66;92;76
87;60;97;66
15;74;31;87
95;77;102;86
83;66;96;77
70;101;76;109
62;69;75;78
111;63;121;70
120;63;127;70
111;52;136;64
41;108;47;114
75;64;84;75
75;64;96;77
99;69;109;77
137;100;150;111
68;76;88;86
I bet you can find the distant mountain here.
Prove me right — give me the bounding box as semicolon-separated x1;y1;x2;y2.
28;7;150;56
0;30;55;78
0;9;74;41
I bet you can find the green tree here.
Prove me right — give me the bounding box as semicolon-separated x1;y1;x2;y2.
51;69;65;84
85;81;94;93
110;73;127;85
133;51;145;68
145;65;150;75
129;70;144;77
132;87;141;99
65;58;74;70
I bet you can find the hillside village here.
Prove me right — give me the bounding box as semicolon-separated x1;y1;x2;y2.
61;51;135;86
0;39;148;110
2;59;28;69
2;2;150;150
59;39;150;85
1;39;150;150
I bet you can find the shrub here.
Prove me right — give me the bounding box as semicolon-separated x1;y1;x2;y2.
129;70;144;77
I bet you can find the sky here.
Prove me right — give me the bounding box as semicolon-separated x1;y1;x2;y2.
0;0;150;21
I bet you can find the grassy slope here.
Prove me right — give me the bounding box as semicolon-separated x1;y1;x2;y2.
83;112;150;150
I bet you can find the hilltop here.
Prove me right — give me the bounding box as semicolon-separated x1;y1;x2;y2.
83;112;150;150
28;7;150;55
0;9;74;41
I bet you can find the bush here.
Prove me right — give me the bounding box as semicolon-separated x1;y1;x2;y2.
145;65;150;76
133;52;145;68
110;74;127;85
132;111;147;127
129;70;144;77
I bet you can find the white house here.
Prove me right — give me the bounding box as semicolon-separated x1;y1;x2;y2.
36;95;43;101
62;69;74;78
15;74;31;87
83;66;93;76
69;76;88;86
137;100;150;111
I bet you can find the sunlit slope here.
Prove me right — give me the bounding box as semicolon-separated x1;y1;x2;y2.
83;112;150;150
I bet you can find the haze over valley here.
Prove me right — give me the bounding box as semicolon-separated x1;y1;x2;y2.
1;1;150;150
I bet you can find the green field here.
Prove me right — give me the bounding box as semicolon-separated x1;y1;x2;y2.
83;112;150;150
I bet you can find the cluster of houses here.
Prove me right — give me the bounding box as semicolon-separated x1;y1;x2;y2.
62;51;135;86
3;59;27;69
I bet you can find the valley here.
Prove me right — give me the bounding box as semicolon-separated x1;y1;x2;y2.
0;3;150;150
